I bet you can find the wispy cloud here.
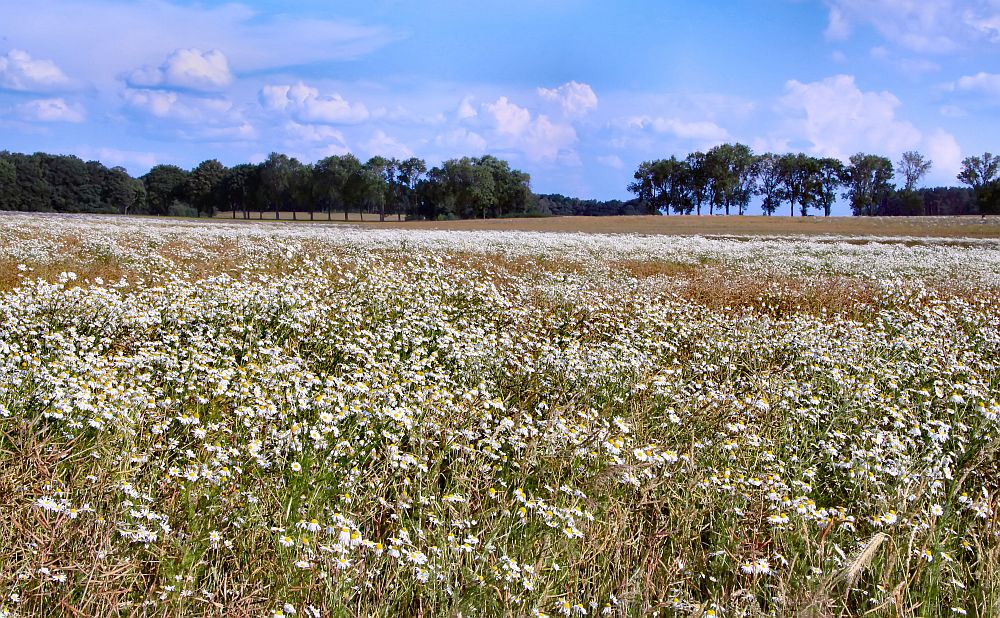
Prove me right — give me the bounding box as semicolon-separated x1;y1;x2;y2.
823;0;1000;52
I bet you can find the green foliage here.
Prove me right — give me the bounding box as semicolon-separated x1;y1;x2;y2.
414;156;533;220
706;143;756;215
898;151;932;192
628;157;693;214
535;194;643;216
143;164;191;216
842;153;895;217
755;153;784;215
187;159;227;217
958;153;1000;215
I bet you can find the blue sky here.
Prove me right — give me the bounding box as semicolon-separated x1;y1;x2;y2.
1;0;999;210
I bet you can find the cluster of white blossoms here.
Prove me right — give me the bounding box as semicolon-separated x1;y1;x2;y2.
1;213;998;617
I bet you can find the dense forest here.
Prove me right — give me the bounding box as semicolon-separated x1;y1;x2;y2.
628;145;999;216
0;147;997;219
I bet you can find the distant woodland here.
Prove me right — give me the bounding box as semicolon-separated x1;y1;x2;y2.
0;146;996;219
628;145;999;217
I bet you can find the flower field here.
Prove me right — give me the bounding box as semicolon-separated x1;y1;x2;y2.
2;213;1000;617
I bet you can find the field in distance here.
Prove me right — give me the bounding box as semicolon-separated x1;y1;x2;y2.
213;211;1000;238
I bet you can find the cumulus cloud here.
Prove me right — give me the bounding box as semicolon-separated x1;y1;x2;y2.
123;88;235;123
362;130;413;159
779;74;922;159
128;48;233;91
435;127;488;153
485;96;577;163
778;74;962;184
537;81;598;118
823;0;1000;52
923;128;963;179
259;82;369;124
17;97;84;122
0;49;72;92
457;96;478;120
486;96;532;137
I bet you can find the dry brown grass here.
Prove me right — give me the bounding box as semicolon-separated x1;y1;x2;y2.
446;253;991;321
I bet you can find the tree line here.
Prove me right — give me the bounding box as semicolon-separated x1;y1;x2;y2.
0;151;534;220
3;147;997;220
0;150;640;220
629;145;1000;216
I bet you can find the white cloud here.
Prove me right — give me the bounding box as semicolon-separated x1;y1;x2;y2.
823;0;1000;52
923;128;963;180
123;88;235;123
373;105;446;126
486;96;532;136
362;130;413;159
457;95;477;120
526;116;578;162
278;122;349;160
537;81;598;118
0;49;72;92
485;96;577;163
623;116;729;142
778;73;961;184
825;6;851;40
779;74;921;159
951;72;1000;99
260;82;369;124
17;97;84;122
128;48;233;91
284;121;347;145
178;122;255;141
435;127;488;152
2;1;396;90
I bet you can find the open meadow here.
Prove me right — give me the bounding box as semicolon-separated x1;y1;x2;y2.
2;212;1000;617
210;213;1000;240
